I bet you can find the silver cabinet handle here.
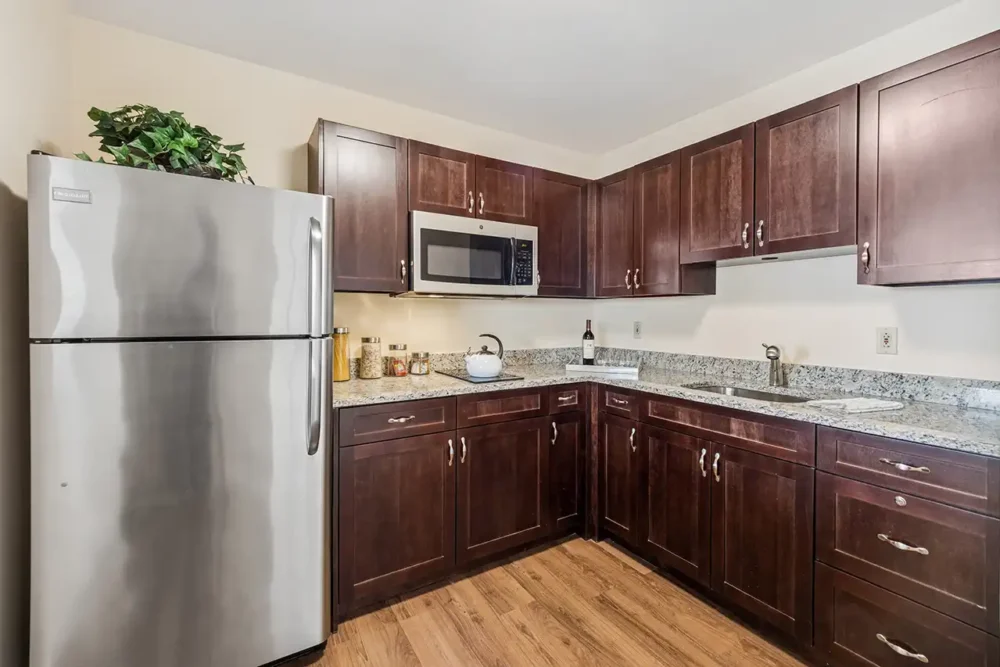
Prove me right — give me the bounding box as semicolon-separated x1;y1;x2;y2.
610;397;628;406
741;222;750;249
447;439;454;467
557;395;574;402
387;415;416;424
878;533;929;556
757;220;765;247
478;192;485;215
468;191;474;214
551;422;558;445
625;269;632;289
400;259;407;284
634;267;640;288
699;448;707;478
629;427;636;453
861;241;871;274
879;458;930;474
876;634;928;663
712;452;721;482
460;436;467;463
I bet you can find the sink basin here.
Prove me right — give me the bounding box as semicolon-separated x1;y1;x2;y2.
683;384;809;404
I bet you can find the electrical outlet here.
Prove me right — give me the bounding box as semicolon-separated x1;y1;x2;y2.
876;327;897;355
633;321;642;339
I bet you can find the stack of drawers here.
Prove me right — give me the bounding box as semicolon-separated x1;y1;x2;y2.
814;426;1000;666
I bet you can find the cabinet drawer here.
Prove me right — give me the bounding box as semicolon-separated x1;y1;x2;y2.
816;563;999;667
642;395;815;465
818;427;1000;517
339;397;456;447
817;472;1000;634
550;383;586;414
457;387;548;428
600;386;638;420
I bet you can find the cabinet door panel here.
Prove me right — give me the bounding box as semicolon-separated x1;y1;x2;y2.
409;141;476;217
595;169;635;297
476;157;532;224
338;433;456;615
599;413;639;546
756;86;857;254
711;445;814;643
457;418;549;565
680;125;754;264
534;169;588;297
638;426;711;584
550;412;585;533
632;152;680;296
859;32;1000;284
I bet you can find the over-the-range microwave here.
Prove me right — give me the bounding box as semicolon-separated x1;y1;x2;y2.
403;211;538;297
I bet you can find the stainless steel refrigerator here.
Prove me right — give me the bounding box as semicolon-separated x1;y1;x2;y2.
27;154;333;667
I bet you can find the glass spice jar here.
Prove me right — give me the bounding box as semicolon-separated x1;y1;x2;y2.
332;327;350;382
359;337;382;379
387;344;408;377
409;352;430;375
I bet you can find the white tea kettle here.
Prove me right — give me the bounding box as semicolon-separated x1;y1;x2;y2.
465;334;504;378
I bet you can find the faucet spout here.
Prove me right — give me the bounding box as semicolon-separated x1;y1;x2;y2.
762;344;785;387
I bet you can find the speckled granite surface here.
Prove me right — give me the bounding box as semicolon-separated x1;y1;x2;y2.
333;363;1000;459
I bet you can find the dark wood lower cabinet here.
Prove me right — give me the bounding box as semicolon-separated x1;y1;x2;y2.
711;445;815;643
638;426;712;585
550;411;585;534
338;433;456;615
456;417;550;565
599;412;639;547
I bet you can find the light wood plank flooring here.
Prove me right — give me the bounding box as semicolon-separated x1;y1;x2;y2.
315;538;806;666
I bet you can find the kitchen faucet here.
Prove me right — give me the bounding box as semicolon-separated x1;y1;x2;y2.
762;344;784;387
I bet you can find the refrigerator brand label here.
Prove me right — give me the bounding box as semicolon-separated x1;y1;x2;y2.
52;187;92;204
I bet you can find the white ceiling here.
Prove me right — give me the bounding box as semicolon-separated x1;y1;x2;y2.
71;0;958;153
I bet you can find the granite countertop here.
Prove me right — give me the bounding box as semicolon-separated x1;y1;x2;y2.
332;364;1000;459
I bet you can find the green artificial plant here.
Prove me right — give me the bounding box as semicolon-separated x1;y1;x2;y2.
76;104;253;184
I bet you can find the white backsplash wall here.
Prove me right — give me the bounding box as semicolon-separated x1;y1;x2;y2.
593;255;1000;382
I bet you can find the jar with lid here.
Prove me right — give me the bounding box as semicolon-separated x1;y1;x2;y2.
387;344;408;377
409;352;430;375
359;337;382;380
332;328;350;382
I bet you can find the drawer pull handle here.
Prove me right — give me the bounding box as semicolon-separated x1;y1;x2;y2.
558;395;575;402
387;415;416;424
611;397;628;406
878;533;929;556
698;448;707;478
447;439;454;467
876;634;928;663
880;458;930;474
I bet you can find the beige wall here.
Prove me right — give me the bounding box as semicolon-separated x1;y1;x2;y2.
0;0;67;663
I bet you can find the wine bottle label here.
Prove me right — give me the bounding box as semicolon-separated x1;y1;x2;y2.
583;340;595;359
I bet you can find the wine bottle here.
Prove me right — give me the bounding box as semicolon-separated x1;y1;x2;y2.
582;319;595;365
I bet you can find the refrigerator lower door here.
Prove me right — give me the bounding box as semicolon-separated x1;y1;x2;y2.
30;339;331;667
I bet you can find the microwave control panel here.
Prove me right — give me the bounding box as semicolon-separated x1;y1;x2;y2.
514;240;534;286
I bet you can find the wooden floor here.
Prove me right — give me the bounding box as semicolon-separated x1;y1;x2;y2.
315;538;806;666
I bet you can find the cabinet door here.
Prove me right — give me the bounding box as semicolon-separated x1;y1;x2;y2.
711;445;814;643
755;86;858;255
550;412;585;534
408;141;476;217
632;152;680;296
308;121;408;293
533;169;588;297
638;426;712;584
680;125;754;264
859;32;1000;284
456;417;549;565
338;433;456;615
476;156;533;224
595;169;635;297
599;412;639;546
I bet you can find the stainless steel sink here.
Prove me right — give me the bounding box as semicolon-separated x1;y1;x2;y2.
682;384;809;403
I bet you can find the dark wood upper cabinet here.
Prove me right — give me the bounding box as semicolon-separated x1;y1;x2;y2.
533;169;588;297
338;433;456;615
408;141;476;217
476;157;532;224
599;412;639;546
859;31;1000;285
680;124;755;264
550;411;585;534
456;418;550;565
711;445;814;643
638;426;712;585
632;152;681;296
755;86;858;255
595;169;635;297
308;121;408;293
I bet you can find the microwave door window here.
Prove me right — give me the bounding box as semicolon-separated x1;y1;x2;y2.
421;229;511;285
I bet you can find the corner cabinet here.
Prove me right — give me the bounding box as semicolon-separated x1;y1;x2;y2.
534;169;589;297
858;32;1000;284
308;120;408;293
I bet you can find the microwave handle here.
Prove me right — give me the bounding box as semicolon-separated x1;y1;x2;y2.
509;237;516;286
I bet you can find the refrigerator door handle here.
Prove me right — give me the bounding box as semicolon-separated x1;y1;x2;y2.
307;337;331;456
308;212;333;337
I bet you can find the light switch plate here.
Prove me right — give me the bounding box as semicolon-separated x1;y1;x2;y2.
876;327;897;355
633;321;642;339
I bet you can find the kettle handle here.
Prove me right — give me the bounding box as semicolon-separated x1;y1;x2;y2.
479;334;504;359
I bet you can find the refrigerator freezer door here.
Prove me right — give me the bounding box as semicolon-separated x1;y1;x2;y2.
28;155;333;340
30;339;331;667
